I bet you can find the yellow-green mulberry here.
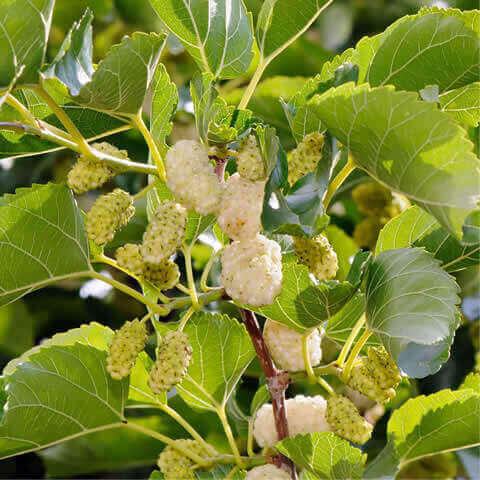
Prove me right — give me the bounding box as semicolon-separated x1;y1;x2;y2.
115;244;143;276
348;364;396;404
287;132;324;185
149;331;193;394
353;217;385;249
237;135;266;181
367;346;402;390
293;234;338;281
67;142;128;194
326;394;373;444
87;189;135;246
142;259;180;290
107;319;148;380
141;200;187;264
157;439;208;480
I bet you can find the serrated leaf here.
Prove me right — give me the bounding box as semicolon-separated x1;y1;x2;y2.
440;82;480;127
460;373;480;392
376;206;480;273
0;183;91;307
150;64;178;157
0;343;127;459
149;0;254;79
0;0;55;87
176;312;255;411
276;433;366;479
365;248;460;377
256;0;333;63
308;83;480;242
73;33;166;114
248;253;369;333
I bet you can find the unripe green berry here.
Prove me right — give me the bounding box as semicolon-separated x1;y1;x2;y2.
149;331;193;393
107;319;148;380
367;346;402;390
67;142;128;194
352;182;393;217
237;135;266;181
293;234;338;281
353;217;384;249
87;189;135;246
115;244;143;276
157;439;208;480
141;200;187;264
326;394;373;444
287;132;324;185
348;364;396;404
143;259;180;290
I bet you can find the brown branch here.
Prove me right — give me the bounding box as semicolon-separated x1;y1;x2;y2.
211;154;227;182
240;308;297;479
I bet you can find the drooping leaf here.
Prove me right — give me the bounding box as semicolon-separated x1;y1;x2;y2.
439;82;480;127
0;344;127;459
376;206;480;273
276;433;366;479
0;183;91;307
308;83;480;242
73;33;166;114
149;0;254;79
175;312;256;411
365;248;460;377
0;0;55;87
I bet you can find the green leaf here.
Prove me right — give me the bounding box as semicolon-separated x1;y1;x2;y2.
324;225;358;281
0;0;55;87
256;0;333;63
308;83;480;242
150;64;178;156
440;82;480;127
0;301;34;356
176;312;255;411
365;248;460;377
249;253;369;333
196;466;246;479
376;206;480;273
149;0;254;79
73;33;166;114
0;343;127;459
460;373;480;392
276;433;366;479
0;183;91;307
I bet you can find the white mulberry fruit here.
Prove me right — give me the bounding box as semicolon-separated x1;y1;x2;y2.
221;234;282;307
246;465;291;480
141;200;187;263
165;140;222;215
86;189;135;246
143;260;180;290
107;319;148;380
237;135;266;181
157;439;208;480
287;132;324;185
293;234;338;281
326;394;373;444
253;395;331;447
217;173;265;240
149;331;193;394
263;319;322;372
115;244;143;276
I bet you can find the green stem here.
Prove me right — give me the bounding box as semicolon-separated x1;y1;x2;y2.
216;407;245;468
323;155;356;209
178;306;195;331
5;94;37;125
237;59;268;110
247;419;255;457
133;179;161;201
302;335;335;395
342;329;372;382
176;283;191;295
290;363;341;383
200;249;222;292
89;270;167;314
183;245;200;310
133;114;166;181
337;313;366;367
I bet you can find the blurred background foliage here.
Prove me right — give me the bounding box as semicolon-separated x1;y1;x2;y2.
1;0;478;478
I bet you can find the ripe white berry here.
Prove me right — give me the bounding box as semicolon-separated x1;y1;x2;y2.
263;319;322;372
141;200;187;264
221;234;282;307
253;395;331;447
217;173;265;240
237;135;266;181
287;132;324;185
246;464;291;480
165;140;222;215
293;234;338;281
